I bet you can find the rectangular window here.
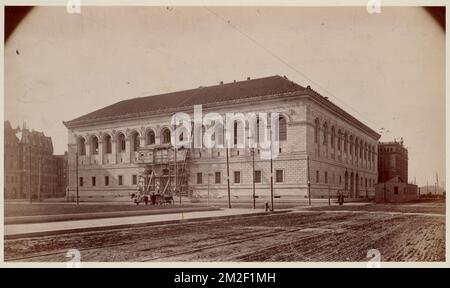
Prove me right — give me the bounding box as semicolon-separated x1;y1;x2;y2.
92;176;96;187
132;175;137;185
339;176;342;185
324;172;328;184
316;171;319;183
275;169;284;183
197;172;203;184
118;175;123;186
394;186;398;195
79;177;84;187
254;170;262;183
105;176;109;186
215;172;221;184
234;171;241;184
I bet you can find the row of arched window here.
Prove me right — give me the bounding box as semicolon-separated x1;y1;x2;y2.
314;118;376;162
77;128;172;156
76;116;288;156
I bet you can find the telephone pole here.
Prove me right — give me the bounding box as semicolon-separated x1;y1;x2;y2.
37;156;41;202
435;172;439;195
252;148;256;209
269;123;274;212
76;151;79;205
29;145;32;204
175;147;179;204
226;147;231;208
307;155;311;206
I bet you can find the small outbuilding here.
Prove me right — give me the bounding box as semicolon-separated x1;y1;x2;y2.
375;176;418;203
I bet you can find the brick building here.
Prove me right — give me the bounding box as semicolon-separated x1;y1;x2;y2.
375;139;417;202
54;152;69;198
3;121;68;199
378;139;408;183
63;76;380;202
4;121;22;199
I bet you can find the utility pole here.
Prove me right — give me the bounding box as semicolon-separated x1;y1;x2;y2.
269;122;274;212
307;155;311;206
29;145;32;204
175;147;179;205
252;148;256;209
76;151;79;205
435;172;439;195
328;185;331;206
207;172;210;206
226;147;231;208
37;156;41;202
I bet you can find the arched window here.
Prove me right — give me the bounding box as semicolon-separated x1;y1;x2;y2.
103;134;112;154
331;126;335;148
364;143;367;160
323;122;328;145
360;140;363;158
131;132;140;152
146;130;155;145
162;128;171;144
233;121;245;146
314;118;320;144
337;130;342;150
215;122;224;147
78;137;86;155
279;116;287;141
345;171;348;190
117;133;126;152
91;136;99;155
349;136;354;155
256;116;267;144
344;133;348;152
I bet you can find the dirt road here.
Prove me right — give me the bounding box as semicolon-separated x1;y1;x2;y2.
4;202;445;262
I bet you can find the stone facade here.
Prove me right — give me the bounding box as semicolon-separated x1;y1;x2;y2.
64;77;380;202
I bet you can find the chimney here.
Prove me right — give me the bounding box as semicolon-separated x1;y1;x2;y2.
247;77;251;80
233;80;236;83
220;81;224;85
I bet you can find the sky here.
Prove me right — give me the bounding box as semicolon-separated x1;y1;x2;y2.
4;6;445;186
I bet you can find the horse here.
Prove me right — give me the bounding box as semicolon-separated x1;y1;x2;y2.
130;193;149;205
153;194;173;205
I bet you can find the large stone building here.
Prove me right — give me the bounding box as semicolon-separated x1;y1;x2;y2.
378;139;408;183
63;76;380;202
3;121;68;199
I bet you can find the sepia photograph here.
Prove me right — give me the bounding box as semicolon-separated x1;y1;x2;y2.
1;1;446;267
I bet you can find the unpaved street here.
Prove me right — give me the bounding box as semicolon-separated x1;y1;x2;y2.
4;201;445;262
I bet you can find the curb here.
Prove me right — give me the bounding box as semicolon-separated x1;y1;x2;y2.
5;206;220;225
5;209;292;240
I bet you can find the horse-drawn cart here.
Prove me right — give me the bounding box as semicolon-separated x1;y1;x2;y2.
130;170;174;205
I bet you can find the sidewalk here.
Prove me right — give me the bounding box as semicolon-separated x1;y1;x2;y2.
5;206;220;225
5;208;289;239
